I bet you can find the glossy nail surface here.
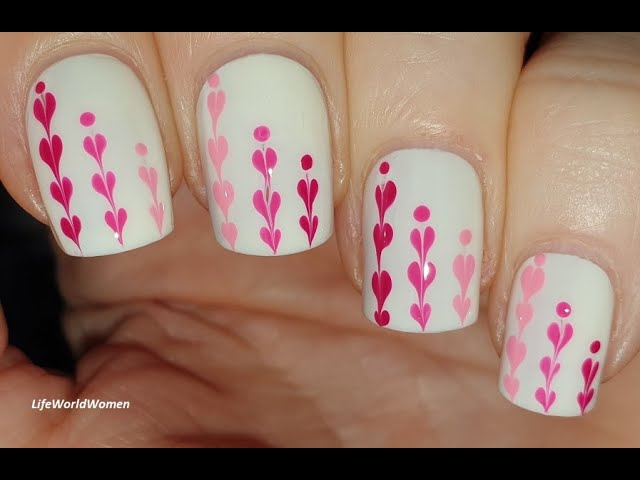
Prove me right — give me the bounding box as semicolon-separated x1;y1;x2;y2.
362;149;483;333
26;54;173;257
499;253;614;416
196;54;333;256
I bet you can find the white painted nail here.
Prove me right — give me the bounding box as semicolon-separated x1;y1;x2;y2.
196;54;333;256
26;54;173;257
362;149;483;333
499;253;614;416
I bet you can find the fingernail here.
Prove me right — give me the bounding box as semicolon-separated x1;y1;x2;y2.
362;149;483;333
196;54;333;256
499;253;614;416
26;54;173;257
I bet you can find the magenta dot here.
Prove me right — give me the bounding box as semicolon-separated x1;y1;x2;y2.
208;73;220;88
534;254;546;267
379;161;390;175
590;341;601;354
253;125;270;142
35;81;45;94
301;154;313;171
556;301;571;318
413;205;430;222
135;143;148;156
80;112;96;127
459;229;472;246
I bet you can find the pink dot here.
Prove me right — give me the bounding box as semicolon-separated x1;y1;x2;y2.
459;229;472;246
80;112;95;127
413;205;430;222
379;161;389;175
253;125;270;142
35;81;45;94
135;143;148;156
301;154;313;171
208;73;220;88
534;254;546;267
590;341;601;354
556;301;571;318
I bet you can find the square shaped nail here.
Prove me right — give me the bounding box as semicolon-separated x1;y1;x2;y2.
362;149;483;333
499;253;614;416
26;54;173;257
196;54;334;256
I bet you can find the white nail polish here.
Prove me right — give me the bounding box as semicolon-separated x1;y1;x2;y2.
26;54;173;257
362;149;483;333
499;253;614;416
196;54;333;256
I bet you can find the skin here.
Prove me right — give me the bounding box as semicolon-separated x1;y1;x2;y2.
1;32;640;447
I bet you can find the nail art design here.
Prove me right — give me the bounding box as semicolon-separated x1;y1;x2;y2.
206;74;237;250
535;302;574;412
407;205;435;331
363;150;483;333
578;340;603;415
81;112;128;245
136;143;165;234
196;54;333;256
372;161;396;327
26;54;173;257
452;229;475;326
252;126;282;254
32;82;83;252
297;155;319;247
502;254;546;401
498;253;613;416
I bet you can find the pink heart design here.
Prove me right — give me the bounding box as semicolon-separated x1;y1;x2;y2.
60;217;79;244
453;295;471;323
534;387;547;409
259;227;274;252
50;182;64;207
213;180;234;218
208;136;228;175
374;310;390;327
149;204;164;233
506;336;526;371
252;190;268;224
39;138;54;171
207;90;225;125
520;265;544;300
516;303;533;331
372;270;392;307
453;254;475;294
221;221;237;249
375;182;397;217
503;374;520;400
540;355;552;379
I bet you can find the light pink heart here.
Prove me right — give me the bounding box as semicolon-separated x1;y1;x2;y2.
516;303;533;331
520;265;544;300
213;180;234;218
503;374;520;400
506;336;526;371
453;295;471;323
221;221;237;250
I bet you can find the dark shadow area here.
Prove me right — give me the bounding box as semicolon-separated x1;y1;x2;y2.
0;182;74;373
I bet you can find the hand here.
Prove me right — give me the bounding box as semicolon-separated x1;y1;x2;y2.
1;32;640;447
